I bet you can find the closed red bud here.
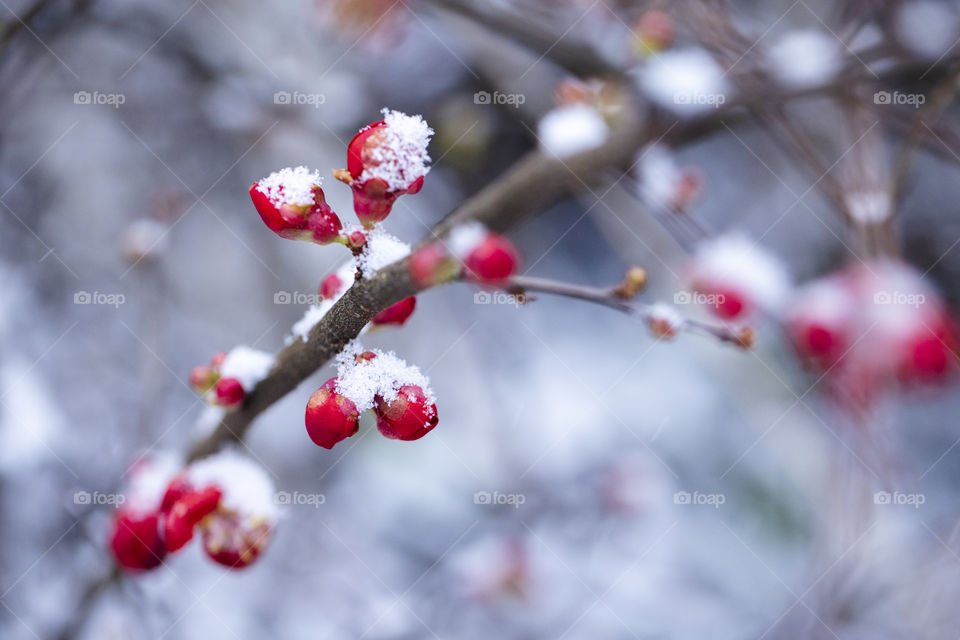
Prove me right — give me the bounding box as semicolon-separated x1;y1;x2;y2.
210;352;228;368
375;384;438;441
464;234;520;284
163;486;223;552
409;243;457;287
348;230;367;250
159;476;192;513
305;378;360;449
189;365;218;393
320;273;344;299
214;377;245;407
372;296;417;327
110;512;167;571
339;111;432;227
708;286;746;320
250;167;343;244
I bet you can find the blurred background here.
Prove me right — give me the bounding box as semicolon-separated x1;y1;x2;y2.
2;0;960;638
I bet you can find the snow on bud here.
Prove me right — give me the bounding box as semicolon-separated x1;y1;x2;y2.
250;166;343;244
355;228;411;278
766;30;842;89
647;303;684;339
305;377;360;449
375;384;439;441
334;340;439;442
687;234;791;320
336;109;433;227
537;104;609;158
186;451;279;569
637;144;702;212
786;275;855;367
639;48;730;116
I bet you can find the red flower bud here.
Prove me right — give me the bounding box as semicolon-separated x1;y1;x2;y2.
213;377;245;407
305;378;360;449
375;384;438;441
163;486;223;552
337;111;433;227
371;296;417;327
110;512;167;571
464;234;520;284
409;243;458;287
201;511;272;569
320;273;345;299
250;167;343;243
189;365;218;393
210;352;228;369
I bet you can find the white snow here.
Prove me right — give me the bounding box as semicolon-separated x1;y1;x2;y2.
123;454;182;517
334;340;434;412
448;222;488;259
639;48;730;115
637;144;681;209
537;104;609;158
119;218;168;259
896;1;960;60
359;109;433;191
647;303;684;333
690;234;791;312
846;190;892;224
188;449;278;521
255;166;321;207
767;29;842;89
356;229;411;278
195;405;227;437
219;346;274;391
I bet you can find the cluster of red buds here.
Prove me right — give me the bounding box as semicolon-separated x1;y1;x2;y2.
110;452;278;571
305;342;438;449
409;222;521;288
189;347;274;409
786;260;958;397
250;109;432;249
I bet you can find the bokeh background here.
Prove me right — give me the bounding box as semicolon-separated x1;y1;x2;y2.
2;0;960;638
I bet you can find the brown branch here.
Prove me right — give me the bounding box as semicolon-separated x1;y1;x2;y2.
502;275;752;347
